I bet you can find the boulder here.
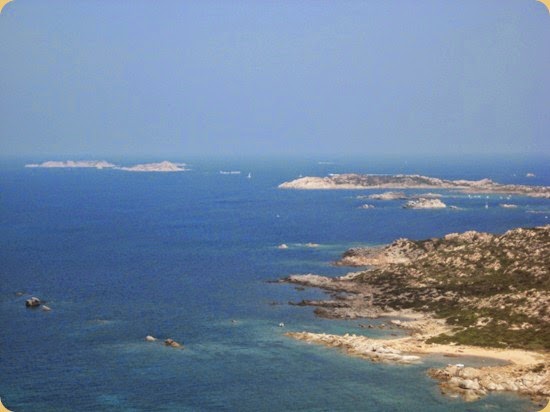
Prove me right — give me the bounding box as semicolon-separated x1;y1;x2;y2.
164;338;182;348
458;379;480;390
486;383;497;391
25;297;41;308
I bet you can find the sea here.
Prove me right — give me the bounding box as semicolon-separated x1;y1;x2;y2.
0;155;548;412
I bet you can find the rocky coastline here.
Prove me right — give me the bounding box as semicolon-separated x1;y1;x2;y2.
279;173;550;198
281;225;550;403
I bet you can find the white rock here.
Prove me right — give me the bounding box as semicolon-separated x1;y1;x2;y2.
458;379;480;390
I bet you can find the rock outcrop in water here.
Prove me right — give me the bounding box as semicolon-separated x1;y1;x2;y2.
362;191;408;200
164;338;183;348
289;331;421;363
358;191;443;201
403;198;446;209
429;362;549;402
279;174;550;198
25;297;41;307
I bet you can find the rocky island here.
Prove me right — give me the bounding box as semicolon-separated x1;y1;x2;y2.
360;191;407;200
403;198;446;209
282;225;550;403
25;160;115;169
279;174;550;198
25;160;189;172
116;161;188;172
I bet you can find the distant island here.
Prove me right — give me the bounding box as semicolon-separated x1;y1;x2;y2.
279;174;550;198
25;160;115;169
403;198;446;209
282;225;549;403
25;160;189;172
116;161;188;172
359;191;442;201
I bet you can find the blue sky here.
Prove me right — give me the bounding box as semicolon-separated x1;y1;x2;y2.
1;0;549;157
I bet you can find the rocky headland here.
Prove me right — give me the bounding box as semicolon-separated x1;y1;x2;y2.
282;225;550;403
279;174;550;198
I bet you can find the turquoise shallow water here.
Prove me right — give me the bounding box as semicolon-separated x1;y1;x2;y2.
0;156;548;411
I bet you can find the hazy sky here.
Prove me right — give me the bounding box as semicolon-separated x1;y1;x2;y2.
1;0;549;157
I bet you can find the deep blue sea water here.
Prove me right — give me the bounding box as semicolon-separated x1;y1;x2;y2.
1;156;548;411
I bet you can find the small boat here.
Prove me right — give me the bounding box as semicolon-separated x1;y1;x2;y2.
247;172;252;179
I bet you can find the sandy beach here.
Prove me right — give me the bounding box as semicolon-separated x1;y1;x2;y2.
287;312;549;402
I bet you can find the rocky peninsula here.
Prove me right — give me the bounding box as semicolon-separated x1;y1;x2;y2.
282;225;550;403
279;174;550;198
